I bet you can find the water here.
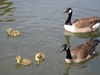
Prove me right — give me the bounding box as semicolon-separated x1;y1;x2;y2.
0;0;100;75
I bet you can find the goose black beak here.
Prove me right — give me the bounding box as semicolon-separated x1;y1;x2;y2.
63;11;67;13
60;44;68;53
60;50;64;53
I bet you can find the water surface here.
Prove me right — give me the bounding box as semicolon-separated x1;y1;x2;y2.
0;0;100;75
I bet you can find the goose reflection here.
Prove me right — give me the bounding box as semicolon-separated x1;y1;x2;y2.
0;0;16;22
63;64;71;75
64;29;100;38
64;29;100;47
63;63;88;75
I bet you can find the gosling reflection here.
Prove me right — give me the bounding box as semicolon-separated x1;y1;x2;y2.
0;0;16;22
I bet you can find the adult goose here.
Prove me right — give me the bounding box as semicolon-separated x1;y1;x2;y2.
60;39;100;64
64;8;100;33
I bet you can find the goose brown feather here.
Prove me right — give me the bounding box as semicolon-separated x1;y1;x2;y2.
73;17;100;28
61;39;100;63
64;8;100;33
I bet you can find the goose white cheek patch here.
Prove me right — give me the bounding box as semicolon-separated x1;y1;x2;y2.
68;10;72;13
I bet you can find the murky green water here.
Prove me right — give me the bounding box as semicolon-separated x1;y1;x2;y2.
0;0;100;75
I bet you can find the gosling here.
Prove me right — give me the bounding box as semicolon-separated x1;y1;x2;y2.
7;28;20;36
16;55;32;66
35;52;45;64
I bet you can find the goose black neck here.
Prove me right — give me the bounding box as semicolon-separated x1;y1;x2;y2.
65;12;72;25
66;48;72;59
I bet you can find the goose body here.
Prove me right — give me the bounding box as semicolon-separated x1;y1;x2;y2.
7;28;20;36
64;8;100;33
60;39;100;63
16;55;32;66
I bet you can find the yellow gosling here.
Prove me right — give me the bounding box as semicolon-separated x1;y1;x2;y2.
16;55;32;66
7;28;20;36
35;52;45;65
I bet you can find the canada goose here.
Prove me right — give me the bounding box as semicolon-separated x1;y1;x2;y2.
64;8;100;33
35;52;45;65
16;55;32;66
60;39;100;63
7;28;20;36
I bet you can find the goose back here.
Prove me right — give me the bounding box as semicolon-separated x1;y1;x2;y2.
64;7;100;33
73;17;100;28
71;39;100;62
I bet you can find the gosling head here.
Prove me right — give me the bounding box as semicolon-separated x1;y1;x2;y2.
60;44;69;53
64;7;73;14
7;28;12;31
35;53;45;61
35;52;45;65
7;28;12;34
16;55;21;64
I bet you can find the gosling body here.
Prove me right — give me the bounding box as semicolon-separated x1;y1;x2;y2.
16;55;32;66
7;28;20;36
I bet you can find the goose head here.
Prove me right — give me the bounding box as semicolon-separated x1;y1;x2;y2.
64;8;73;25
60;44;69;53
60;44;72;60
64;7;73;14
